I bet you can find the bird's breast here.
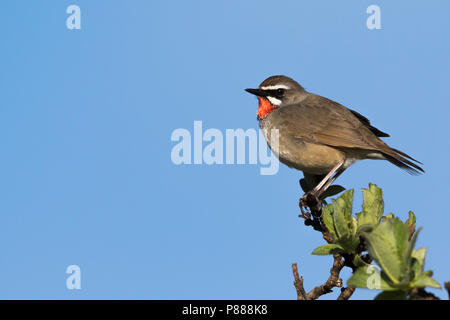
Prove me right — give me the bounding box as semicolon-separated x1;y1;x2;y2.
259;117;346;175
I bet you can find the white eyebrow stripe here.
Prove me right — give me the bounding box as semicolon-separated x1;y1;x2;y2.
260;85;290;90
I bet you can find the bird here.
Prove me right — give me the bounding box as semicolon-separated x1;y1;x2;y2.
245;75;423;202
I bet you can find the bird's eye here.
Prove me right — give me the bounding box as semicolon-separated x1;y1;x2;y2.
276;88;285;95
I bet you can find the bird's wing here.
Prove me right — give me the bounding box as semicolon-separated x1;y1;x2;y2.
276;94;384;151
348;109;390;137
272;94;423;174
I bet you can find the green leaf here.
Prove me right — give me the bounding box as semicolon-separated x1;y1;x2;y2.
404;211;416;238
333;190;355;238
392;218;411;280
399;227;421;285
322;190;359;252
412;248;426;266
405;210;416;225
409;247;440;289
364;218;406;284
356;224;374;234
356;184;384;232
336;234;359;253
347;265;396;290
410;273;442;289
322;204;338;240
374;290;407;300
331;190;360;252
353;255;370;267
411;248;427;276
312;244;345;255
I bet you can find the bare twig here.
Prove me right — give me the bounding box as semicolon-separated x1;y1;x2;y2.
292;255;355;300
337;286;356;300
306;254;344;300
292;263;307;300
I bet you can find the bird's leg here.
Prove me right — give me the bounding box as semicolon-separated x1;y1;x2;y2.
312;162;344;194
300;161;345;216
315;168;345;199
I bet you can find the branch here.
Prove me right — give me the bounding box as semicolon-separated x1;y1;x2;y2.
295;194;358;300
292;255;355;300
338;286;356;300
306;254;344;299
292;263;307;300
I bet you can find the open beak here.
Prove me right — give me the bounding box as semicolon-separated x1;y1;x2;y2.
245;88;268;97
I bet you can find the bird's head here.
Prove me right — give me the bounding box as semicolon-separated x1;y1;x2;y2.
245;75;307;119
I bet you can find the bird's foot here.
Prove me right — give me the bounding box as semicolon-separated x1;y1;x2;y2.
299;193;324;231
300;191;323;217
299;200;311;220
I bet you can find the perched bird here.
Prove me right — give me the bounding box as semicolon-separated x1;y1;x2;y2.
245;75;423;200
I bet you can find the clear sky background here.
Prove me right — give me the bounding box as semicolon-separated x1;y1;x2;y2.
1;0;449;299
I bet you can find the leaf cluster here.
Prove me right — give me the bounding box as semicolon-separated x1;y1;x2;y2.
311;184;440;299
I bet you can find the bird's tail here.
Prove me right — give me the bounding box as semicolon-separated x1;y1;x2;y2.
382;147;424;175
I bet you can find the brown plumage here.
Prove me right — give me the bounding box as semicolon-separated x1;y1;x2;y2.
246;75;423;198
274;94;423;175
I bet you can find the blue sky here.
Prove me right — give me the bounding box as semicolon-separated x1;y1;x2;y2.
0;0;449;299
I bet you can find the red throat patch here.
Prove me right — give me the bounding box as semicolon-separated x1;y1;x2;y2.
256;97;276;119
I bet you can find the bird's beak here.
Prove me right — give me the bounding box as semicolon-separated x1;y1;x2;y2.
245;88;267;97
